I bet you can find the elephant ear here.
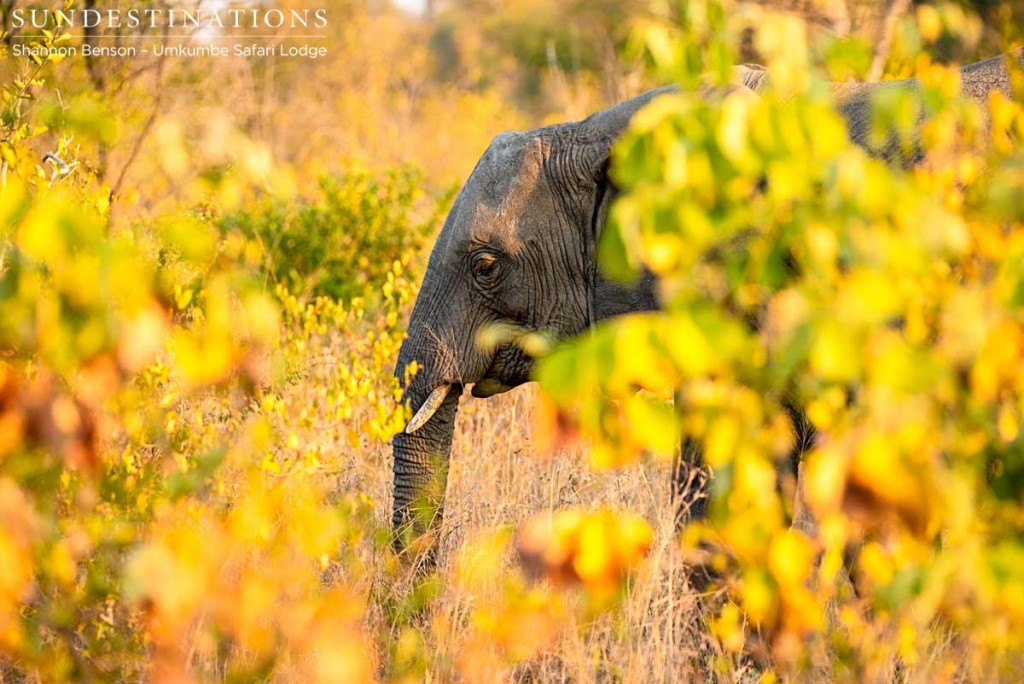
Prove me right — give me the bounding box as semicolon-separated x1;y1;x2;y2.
574;86;674;255
572;67;768;321
576;86;675;192
577;65;768;240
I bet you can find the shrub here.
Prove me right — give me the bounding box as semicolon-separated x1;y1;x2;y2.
218;167;448;301
537;1;1024;676
0;42;416;678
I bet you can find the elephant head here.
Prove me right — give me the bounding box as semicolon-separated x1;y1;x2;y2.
391;69;771;559
391;88;663;556
391;48;1024;561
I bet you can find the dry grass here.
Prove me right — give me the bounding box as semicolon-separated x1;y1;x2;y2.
439;387;717;682
268;324;764;683
256;324;1021;684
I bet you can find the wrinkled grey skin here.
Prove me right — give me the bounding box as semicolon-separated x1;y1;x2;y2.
836;49;1024;162
392;50;1024;560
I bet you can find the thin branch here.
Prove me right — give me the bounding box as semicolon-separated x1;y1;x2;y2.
868;0;912;81
829;0;851;37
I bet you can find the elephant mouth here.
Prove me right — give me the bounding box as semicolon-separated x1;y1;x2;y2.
471;345;532;398
472;377;514;398
405;343;532;433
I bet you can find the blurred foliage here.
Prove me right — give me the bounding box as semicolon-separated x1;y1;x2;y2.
537;0;1024;677
0;14;419;680
516;509;653;606
429;0;648;107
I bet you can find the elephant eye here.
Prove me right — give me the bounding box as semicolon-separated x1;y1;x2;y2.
471;251;500;280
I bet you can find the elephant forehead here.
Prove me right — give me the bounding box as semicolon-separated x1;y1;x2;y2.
465;133;550;250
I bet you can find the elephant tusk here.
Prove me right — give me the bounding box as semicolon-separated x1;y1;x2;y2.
405;384;451;434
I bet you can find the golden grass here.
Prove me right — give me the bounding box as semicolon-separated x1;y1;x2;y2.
259;320;750;682
247;321;1015;684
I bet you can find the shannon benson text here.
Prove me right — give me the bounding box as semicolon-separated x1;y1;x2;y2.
12;44;137;58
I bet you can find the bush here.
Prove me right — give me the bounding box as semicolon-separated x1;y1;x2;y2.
537;1;1024;676
219;168;448;301
0;42;416;678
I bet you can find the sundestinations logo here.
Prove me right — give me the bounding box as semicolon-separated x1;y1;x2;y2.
9;4;332;60
11;7;329;31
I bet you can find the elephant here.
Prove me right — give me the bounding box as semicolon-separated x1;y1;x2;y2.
390;49;1024;561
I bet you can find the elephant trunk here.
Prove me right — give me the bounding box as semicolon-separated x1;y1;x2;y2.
391;386;461;549
391;318;465;560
